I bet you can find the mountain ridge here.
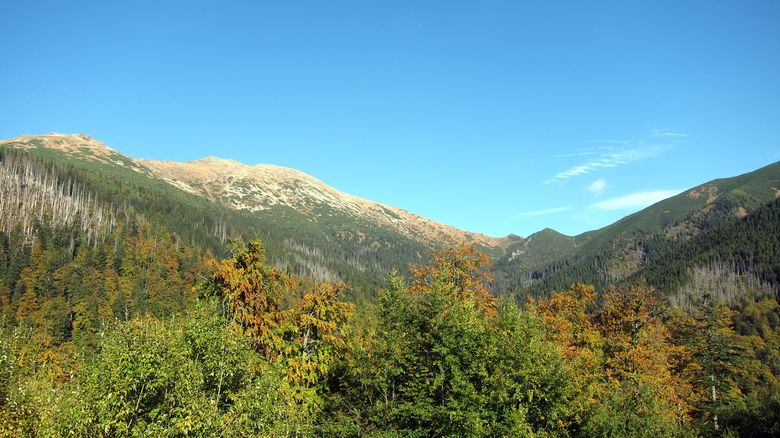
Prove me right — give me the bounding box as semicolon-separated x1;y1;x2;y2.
1;133;513;250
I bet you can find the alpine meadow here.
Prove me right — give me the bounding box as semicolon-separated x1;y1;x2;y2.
1;1;779;437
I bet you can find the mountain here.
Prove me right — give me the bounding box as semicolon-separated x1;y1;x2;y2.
3;133;779;305
496;160;780;300
493;228;576;290
137;156;504;249
0;133;519;296
2;133;505;244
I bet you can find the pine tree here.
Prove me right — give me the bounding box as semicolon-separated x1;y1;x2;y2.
689;293;749;433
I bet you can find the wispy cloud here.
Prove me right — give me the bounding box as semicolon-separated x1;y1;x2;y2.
555;150;599;158
590;190;681;211
586;178;607;195
516;206;572;217
649;129;690;139
545;130;688;184
545;147;662;183
587;139;631;145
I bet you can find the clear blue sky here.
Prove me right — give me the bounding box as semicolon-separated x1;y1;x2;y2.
2;1;779;237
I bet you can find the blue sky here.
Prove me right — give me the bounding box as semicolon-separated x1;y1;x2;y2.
1;1;779;237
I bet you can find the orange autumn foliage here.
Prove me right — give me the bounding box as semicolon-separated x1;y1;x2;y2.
208;239;294;359
533;284;695;421
409;244;496;314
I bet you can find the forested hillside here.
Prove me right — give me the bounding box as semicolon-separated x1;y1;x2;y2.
0;149;212;350
495;161;780;303
637;197;780;307
0;139;432;299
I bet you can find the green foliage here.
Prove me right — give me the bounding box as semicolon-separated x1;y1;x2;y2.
582;381;696;438
0;325;77;436
489;303;573;436
711;297;780;436
322;253;573;437
37;301;312;437
67;317;212;436
221;362;315;437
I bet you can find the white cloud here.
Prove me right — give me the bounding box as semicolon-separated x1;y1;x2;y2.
586;178;607;195
587;139;631;145
545;130;688;184
555;150;598;158
516;206;572;217
649;130;690;139
590;190;681;211
545;146;663;183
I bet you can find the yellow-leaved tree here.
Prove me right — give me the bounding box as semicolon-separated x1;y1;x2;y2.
532;284;695;436
206;238;292;360
205;238;353;411
409;244;496;314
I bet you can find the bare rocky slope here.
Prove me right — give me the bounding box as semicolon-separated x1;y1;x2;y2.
138;156;507;248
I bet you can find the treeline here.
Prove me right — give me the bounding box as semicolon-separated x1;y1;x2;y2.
1;241;777;436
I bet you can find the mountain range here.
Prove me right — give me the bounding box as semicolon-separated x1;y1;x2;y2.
1;133;778;302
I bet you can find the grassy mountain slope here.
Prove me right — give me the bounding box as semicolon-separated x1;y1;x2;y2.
138;156;506;249
576;160;780;250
